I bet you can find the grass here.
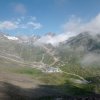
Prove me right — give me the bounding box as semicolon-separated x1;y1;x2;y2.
0;58;100;95
1;61;100;96
0;38;100;97
13;67;42;77
1;67;100;96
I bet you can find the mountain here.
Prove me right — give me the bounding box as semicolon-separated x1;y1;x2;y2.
1;32;100;61
0;32;56;66
63;32;100;53
1;31;100;68
0;32;100;97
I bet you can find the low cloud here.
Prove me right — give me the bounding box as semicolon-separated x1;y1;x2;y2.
63;13;100;35
81;53;100;66
35;13;100;46
35;32;73;46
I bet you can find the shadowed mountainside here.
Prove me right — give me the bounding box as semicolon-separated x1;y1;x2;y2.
0;81;100;100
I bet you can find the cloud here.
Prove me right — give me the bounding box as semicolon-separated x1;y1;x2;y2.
0;16;42;31
27;22;42;29
13;3;27;15
63;13;100;35
81;53;100;66
55;0;66;6
34;13;100;46
0;21;18;30
34;32;73;46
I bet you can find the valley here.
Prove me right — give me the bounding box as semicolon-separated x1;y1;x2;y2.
0;32;100;99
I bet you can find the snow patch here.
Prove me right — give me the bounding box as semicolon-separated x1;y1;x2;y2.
4;35;18;40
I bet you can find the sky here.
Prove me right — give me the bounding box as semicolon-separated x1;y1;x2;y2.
0;0;100;36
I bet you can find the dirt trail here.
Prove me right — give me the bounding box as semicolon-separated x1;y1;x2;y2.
62;71;88;83
41;45;59;66
0;55;26;65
